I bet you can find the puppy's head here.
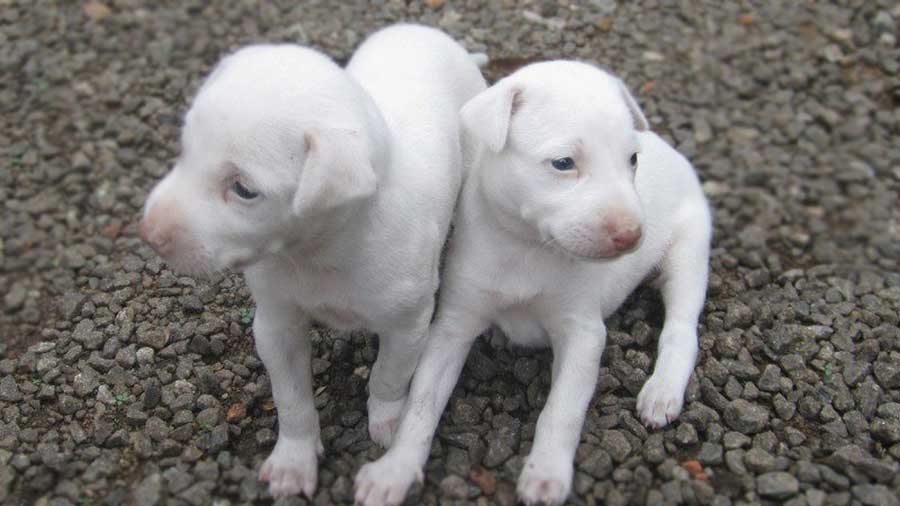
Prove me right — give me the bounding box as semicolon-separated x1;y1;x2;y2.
461;61;648;260
140;45;386;275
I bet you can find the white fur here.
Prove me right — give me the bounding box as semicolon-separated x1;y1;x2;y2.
140;24;486;498
355;61;712;506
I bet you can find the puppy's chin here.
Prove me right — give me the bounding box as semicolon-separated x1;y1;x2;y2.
161;255;220;278
549;238;638;262
219;248;262;273
157;246;235;278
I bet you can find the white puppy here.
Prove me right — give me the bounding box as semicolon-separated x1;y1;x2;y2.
140;24;486;498
355;61;711;506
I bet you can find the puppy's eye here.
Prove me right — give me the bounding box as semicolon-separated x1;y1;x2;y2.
551;157;576;171
630;153;638;167
232;181;259;200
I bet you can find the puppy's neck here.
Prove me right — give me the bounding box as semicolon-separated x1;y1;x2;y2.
467;169;544;250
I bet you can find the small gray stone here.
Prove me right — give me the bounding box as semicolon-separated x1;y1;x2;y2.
199;424;229;453
0;360;15;375
877;402;900;420
465;349;497;381
126;405;148;426
143;379;161;409
0;376;22;402
163;466;194;493
757;365;782;392
872;11;896;34
871;418;900;443
145;417;170;441
581;449;613;478
133;472;162;506
724;399;769;434
115;345;137;367
73;320;105;350
724;301;753;329
483;413;520;468
675;423;699;446
513;357;539;385
58;394;81;415
439;475;469;499
180;295;204;313
193;459;219;482
135;347;155;366
642;434;666;463
757;472;799;499
873;359;900;389
698;443;723;465
744;447;776;473
59;292;87;320
796;460;821;483
3;284;27;312
773;394;796;420
600;430;632;463
131;431;154;458
851;484;899;506
723;431;751;449
179;481;215;506
73;369;99;397
196;407;222;428
256;428;276;447
330;475;353;502
806;489;827;506
450;398;481;425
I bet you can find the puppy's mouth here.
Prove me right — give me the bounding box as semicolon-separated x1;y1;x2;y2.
547;235;642;262
221;250;260;272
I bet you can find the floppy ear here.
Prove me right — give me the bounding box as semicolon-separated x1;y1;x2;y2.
460;82;521;153
291;128;377;216
616;78;649;132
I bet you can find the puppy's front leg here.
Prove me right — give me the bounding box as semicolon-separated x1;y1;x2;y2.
253;302;321;499
367;303;433;447
637;218;710;428
356;307;488;506
518;318;606;506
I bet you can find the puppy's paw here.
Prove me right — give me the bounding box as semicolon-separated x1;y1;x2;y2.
636;371;686;429
517;453;573;506
367;395;407;448
259;435;321;499
354;451;422;506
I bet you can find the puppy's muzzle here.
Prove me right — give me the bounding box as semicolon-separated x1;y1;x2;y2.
139;212;180;257
603;219;643;253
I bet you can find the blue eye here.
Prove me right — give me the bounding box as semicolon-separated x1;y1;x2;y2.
232;181;259;199
551;157;575;171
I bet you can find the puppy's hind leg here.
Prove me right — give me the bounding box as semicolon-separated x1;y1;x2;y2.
367;301;433;448
356;305;489;506
637;210;711;429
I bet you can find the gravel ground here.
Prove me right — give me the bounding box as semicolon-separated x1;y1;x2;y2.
2;1;899;505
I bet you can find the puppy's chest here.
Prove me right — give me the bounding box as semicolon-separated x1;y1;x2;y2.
477;260;550;308
292;270;368;330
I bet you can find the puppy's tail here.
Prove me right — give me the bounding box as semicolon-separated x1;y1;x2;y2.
469;52;489;68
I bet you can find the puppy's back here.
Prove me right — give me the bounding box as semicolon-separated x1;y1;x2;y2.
635;131;710;235
346;25;488;235
347;24;486;112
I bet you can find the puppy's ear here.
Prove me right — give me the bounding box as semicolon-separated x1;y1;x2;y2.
460;82;521;153
291;128;377;217
616;79;649;132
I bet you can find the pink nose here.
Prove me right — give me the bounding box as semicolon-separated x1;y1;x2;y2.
611;226;642;251
139;214;176;256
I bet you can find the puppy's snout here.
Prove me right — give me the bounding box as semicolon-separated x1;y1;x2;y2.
603;215;642;253
611;226;642;251
140;210;180;257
